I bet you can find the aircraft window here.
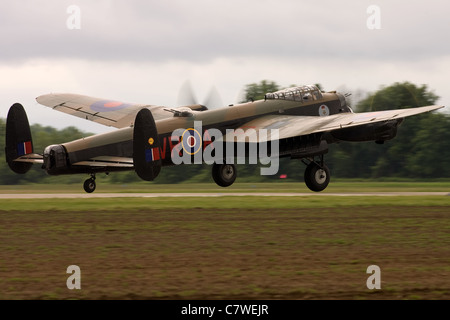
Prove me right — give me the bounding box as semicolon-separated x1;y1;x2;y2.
312;91;321;100
265;85;323;102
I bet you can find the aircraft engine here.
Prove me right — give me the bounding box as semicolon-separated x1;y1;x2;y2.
331;119;402;144
43;144;69;175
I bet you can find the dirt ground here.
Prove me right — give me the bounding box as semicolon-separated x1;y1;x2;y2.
0;206;449;300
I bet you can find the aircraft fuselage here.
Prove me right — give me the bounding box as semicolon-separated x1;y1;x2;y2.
47;91;351;175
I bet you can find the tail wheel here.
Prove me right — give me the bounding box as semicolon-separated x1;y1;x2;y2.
304;162;330;192
212;163;237;187
83;177;96;193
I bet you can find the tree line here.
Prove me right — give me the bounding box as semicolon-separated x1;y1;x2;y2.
0;81;448;185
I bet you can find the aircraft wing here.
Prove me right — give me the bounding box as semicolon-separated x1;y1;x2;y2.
36;93;173;128
223;105;444;142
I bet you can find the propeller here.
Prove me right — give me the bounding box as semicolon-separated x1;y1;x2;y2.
177;80;224;110
177;80;197;106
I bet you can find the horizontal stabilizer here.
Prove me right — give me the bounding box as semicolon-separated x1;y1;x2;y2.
13;154;44;164
73;156;134;168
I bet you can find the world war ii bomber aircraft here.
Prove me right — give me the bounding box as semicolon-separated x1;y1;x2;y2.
5;85;443;193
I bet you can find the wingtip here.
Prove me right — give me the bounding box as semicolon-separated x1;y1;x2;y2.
424;105;445;111
433;105;445;111
35;93;51;104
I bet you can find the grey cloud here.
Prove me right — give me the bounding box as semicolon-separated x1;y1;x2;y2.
1;0;449;64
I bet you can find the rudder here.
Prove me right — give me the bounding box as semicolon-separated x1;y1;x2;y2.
5;103;34;174
133;108;162;181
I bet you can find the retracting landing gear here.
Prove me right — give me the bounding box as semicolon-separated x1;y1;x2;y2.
212;163;237;187
302;155;330;192
83;174;96;193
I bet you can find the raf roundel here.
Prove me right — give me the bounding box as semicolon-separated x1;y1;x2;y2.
319;104;330;117
90;100;132;112
182;128;202;155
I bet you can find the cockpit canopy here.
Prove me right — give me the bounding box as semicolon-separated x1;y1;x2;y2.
265;85;323;102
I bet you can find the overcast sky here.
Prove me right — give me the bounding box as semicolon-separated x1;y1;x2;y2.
1;0;449;133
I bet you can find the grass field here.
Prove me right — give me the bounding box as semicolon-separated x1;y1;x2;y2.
1;180;449;194
0;182;449;300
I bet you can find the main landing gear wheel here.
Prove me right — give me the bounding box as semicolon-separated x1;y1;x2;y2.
83;175;96;193
304;162;330;192
212;163;237;187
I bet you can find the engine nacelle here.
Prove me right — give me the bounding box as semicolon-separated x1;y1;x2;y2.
43;144;69;175
331;119;402;143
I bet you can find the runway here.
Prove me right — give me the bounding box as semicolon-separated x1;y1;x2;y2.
0;192;449;199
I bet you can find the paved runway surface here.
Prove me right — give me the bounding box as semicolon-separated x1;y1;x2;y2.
1;192;449;199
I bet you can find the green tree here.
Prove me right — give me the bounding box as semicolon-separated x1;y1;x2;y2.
356;82;438;112
405;113;450;178
241;80;280;102
330;82;447;179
